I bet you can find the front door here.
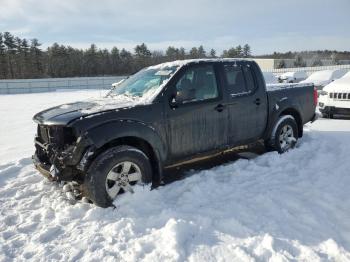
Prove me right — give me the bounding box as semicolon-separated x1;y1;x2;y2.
165;63;229;160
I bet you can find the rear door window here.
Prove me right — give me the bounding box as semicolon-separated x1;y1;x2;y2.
242;65;256;93
223;64;256;96
223;65;246;95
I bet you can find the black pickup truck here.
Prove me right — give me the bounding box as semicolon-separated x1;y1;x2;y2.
33;59;317;207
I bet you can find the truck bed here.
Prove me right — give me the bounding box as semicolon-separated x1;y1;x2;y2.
266;83;316;126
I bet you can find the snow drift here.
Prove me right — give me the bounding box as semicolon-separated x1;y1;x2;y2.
0;90;350;261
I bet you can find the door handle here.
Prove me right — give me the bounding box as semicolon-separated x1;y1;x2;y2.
254;98;261;105
214;104;225;112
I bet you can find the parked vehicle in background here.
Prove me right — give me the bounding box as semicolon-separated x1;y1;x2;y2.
278;71;308;83
300;69;348;90
318;74;350;118
341;71;350;79
32;59;317;207
262;72;279;84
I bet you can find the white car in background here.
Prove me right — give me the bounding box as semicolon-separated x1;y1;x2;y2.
262;72;279;84
318;73;350;118
300;69;348;90
278;71;308;83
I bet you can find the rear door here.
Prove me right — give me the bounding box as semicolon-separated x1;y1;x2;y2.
164;63;229;160
220;61;268;145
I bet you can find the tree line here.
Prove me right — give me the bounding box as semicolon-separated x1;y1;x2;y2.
1;31;349;79
0;32;252;79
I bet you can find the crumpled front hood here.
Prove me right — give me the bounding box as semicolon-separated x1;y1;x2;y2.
33;96;142;125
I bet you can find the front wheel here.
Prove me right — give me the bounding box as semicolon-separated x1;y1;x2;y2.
83;145;152;207
266;115;298;153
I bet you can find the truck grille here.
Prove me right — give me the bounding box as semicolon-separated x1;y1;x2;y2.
329;93;350;100
37;125;76;147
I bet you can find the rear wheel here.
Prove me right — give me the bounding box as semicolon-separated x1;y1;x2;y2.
266;115;298;153
83;145;152;207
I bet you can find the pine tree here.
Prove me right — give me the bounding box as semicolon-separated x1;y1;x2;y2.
210;49;216;58
119;48;134;74
21;38;30;78
236;45;243;57
166;46;179;60
84;44;98;76
110;47;120;75
189;47;199;58
243;44;251;57
0;33;7;78
99;49;111;75
198;45;206;58
222;47;239;58
178;47;186;60
134;43;151;69
3;32;16;78
30;38;43;77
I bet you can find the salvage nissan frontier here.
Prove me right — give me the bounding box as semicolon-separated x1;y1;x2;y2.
33;59;317;207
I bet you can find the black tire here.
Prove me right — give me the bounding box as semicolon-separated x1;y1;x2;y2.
83;145;152;207
265;115;298;153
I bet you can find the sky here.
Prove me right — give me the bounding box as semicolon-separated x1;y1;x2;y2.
1;0;350;55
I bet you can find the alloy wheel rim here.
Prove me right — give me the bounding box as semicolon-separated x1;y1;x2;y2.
105;161;142;200
279;124;294;150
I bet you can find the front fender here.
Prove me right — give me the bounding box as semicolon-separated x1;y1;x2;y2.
84;120;167;162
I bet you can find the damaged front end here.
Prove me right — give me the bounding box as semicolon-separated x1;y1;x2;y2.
33;124;94;182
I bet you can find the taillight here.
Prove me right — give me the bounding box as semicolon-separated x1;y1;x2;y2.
313;86;318;106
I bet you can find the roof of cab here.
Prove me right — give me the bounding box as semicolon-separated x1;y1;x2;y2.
147;58;255;70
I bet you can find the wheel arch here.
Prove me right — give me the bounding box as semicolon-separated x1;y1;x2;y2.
95;136;161;184
279;108;303;137
83;120;167;184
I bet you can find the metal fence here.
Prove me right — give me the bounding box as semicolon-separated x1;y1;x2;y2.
2;64;350;94
0;76;126;94
263;64;350;75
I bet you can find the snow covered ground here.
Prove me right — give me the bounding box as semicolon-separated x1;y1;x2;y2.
0;90;350;261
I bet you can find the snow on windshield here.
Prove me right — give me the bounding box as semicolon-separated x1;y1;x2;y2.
80;63;184;114
109;66;177;98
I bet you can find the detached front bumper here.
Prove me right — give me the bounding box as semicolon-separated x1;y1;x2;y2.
33;134;94;182
32;153;55;181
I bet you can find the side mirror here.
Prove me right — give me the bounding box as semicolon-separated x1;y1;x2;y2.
169;94;178;109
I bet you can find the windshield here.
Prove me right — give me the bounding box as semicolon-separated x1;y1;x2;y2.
109;66;178;98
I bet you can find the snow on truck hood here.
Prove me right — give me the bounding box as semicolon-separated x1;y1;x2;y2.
33;95;147;125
